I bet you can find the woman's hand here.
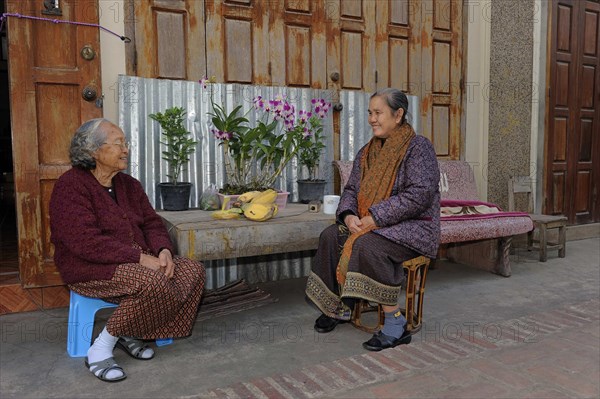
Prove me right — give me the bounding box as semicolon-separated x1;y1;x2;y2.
344;214;362;234
158;248;175;279
359;215;376;230
139;250;174;278
344;214;376;234
139;253;161;271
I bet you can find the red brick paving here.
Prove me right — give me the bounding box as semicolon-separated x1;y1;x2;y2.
198;299;600;398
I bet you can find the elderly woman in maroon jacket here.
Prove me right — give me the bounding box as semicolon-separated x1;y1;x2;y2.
305;88;440;351
50;119;205;382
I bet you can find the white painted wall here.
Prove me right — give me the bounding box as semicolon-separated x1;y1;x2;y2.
463;0;492;201
99;0;126;123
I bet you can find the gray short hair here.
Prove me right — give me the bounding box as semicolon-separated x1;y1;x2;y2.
371;88;410;125
69;118;111;169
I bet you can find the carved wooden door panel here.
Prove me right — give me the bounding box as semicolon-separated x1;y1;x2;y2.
417;0;462;157
7;0;102;287
268;0;328;88
205;0;270;84
546;0;600;223
325;0;377;93
129;0;206;81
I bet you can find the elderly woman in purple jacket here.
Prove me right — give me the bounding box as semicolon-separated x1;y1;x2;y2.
50;119;205;382
305;88;440;351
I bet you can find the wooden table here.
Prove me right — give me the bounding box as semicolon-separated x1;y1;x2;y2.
158;204;336;261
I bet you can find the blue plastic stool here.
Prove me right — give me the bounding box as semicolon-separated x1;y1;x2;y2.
67;291;172;357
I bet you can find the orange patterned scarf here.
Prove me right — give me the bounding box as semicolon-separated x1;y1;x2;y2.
336;123;415;286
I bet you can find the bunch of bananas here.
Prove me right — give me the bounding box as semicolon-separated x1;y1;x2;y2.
239;189;279;222
211;189;279;222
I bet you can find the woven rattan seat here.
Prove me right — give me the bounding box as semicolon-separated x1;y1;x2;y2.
350;256;431;334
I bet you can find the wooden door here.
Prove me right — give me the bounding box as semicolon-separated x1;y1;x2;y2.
129;0;463;157
328;0;462;157
546;0;600;223
7;0;103;287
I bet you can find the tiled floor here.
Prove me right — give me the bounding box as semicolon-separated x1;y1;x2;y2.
0;205;72;314
0;238;598;398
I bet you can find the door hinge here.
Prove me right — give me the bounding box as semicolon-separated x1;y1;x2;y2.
375;70;378;84
268;62;272;76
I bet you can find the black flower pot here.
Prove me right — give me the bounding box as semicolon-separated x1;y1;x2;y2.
297;180;326;204
158;182;192;211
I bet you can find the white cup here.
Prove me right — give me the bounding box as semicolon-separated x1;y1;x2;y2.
323;195;341;215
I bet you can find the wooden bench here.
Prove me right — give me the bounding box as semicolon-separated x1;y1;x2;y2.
333;160;534;277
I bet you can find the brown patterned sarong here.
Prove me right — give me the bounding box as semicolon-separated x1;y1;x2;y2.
69;256;205;339
306;224;418;320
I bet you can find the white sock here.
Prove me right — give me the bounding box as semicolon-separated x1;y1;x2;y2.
87;326;123;380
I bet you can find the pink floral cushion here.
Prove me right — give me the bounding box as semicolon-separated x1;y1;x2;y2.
438;160;480;201
441;217;533;244
333;160;353;192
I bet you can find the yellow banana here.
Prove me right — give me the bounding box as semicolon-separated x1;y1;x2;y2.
238;190;262;203
243;203;278;221
211;196;243;219
211;209;241;220
250;189;278;205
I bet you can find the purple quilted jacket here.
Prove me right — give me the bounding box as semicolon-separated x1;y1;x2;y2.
49;167;174;284
337;135;441;258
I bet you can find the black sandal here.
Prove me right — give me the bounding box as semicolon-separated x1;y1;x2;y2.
116;337;155;360
362;330;412;351
314;314;347;333
85;357;127;382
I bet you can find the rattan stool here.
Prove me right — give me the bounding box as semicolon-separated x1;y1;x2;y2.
350;255;431;334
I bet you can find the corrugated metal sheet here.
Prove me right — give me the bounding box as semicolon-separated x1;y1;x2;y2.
118;76;337;208
118;76;336;288
118;77;418;288
338;90;420;161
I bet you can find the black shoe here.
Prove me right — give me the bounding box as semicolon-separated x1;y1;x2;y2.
362;330;412;351
314;314;347;333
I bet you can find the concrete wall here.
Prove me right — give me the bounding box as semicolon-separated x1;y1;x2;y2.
487;0;536;209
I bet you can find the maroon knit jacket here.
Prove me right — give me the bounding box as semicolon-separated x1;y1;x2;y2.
49;167;174;284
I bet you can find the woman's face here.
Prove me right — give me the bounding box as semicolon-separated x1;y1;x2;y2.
368;96;404;139
92;123;129;174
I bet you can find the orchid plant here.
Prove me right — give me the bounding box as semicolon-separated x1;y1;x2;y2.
296;99;330;181
201;77;331;194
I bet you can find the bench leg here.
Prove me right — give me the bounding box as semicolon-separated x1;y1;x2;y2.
539;224;548;262
527;229;534;251
494;237;512;277
558;224;566;258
